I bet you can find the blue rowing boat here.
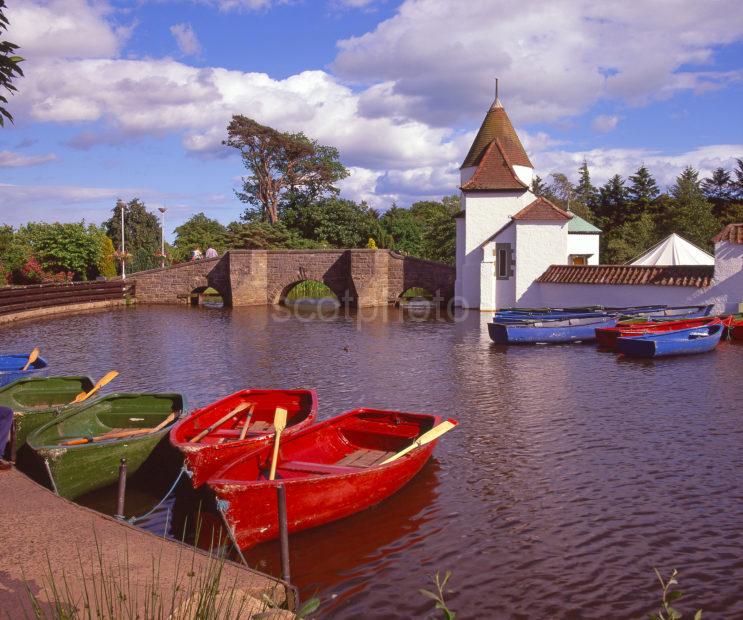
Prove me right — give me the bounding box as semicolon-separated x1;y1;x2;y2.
616;322;724;358
0;354;49;387
637;304;714;320
488;315;618;344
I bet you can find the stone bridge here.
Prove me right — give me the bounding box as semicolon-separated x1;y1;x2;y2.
132;249;455;307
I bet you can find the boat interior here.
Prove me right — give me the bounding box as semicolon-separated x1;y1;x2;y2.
215;409;437;481
29;393;183;445
0;376;94;410
176;389;316;445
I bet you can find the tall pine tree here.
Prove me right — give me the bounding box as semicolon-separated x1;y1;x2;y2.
574;161;598;220
627;165;659;217
596;174;629;228
667;167;718;249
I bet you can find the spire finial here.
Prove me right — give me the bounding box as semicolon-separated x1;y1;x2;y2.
491;78;502;109
495;78;499;101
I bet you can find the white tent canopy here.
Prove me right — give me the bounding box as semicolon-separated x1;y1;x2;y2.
630;233;714;266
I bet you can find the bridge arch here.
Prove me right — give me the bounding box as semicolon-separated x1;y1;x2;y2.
276;279;342;305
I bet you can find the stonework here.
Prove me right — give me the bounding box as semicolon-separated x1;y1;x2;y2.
133;249;455;307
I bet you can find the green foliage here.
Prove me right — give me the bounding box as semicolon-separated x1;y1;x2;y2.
104;199;162;273
173;213;229;262
628;165;660;213
283;198;381;248
649;568;702;620
18;222;103;280
604;212;658;264
380;206;423;255
97;234;118;279
665;167;718;250
285;280;336;301
0;0;23;126
420;570;456;620
226;221;323;250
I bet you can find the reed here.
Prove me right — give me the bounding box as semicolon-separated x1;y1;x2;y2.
284;281;336;301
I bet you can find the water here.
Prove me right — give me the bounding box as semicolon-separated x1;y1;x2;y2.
3;304;743;618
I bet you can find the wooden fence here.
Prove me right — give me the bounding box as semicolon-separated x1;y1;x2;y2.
0;280;135;317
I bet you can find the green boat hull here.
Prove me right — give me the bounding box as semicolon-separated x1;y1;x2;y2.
27;392;185;500
0;376;95;450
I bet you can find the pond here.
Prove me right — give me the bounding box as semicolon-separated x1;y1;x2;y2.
2;304;743;618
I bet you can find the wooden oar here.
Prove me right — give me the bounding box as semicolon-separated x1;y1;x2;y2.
379;419;458;465
268;407;288;481
21;347;40;372
72;371;120;403
238;403;256;440
62;412;178;445
190;402;250;443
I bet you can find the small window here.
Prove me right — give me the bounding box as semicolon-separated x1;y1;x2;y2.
570;255;590;265
498;249;508;277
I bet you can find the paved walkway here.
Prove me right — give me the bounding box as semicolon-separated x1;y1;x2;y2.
0;467;295;618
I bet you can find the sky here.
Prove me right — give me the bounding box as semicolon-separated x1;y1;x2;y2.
2;0;742;240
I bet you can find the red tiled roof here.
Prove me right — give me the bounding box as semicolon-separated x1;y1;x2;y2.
512;196;571;221
712;223;743;244
537;265;713;288
460;139;528;192
461;101;533;169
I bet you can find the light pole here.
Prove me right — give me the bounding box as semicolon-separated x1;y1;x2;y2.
158;207;167;268
120;201;126;280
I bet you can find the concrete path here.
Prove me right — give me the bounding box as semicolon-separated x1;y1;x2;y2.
0;467;295;618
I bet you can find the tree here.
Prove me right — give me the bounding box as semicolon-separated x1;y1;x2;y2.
627;165;660;216
380;206;423;256
574;161;598;220
0;1;23;126
224;115;349;224
666;166;718;249
733;159;743;200
701;167;735;219
97;234;117;279
104;199;161;273
19;222;102;280
283;198;382;248
226;221;321;250
530;175;547;196
172;213;228;262
604;212;658;264
596;174;629;228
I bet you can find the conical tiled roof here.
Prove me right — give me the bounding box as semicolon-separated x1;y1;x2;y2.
460;139;528;192
461;99;533;169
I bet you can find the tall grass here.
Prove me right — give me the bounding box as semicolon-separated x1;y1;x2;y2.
284;281;336;301
20;528;294;620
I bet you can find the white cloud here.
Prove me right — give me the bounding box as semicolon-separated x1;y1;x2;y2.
531;144;743;188
6;0;128;60
0;151;57;167
170;22;202;56
591;114;620;133
333;0;743;127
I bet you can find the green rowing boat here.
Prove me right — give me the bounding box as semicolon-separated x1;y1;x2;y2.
0;376;95;449
26;392;185;500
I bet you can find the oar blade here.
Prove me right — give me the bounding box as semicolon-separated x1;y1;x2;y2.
273;407;288;433
22;347;40;372
72;370;120;403
380;419;458;465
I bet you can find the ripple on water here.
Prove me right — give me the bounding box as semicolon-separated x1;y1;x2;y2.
3;306;743;618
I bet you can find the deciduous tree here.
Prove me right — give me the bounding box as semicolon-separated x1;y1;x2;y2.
104;199;161;273
173;212;228;261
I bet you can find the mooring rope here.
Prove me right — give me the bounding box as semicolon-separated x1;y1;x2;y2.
127;465;187;524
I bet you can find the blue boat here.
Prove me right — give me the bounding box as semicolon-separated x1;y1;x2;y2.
493;311;609;324
638;304;714;320
616;322;724;358
0;354;49;387
488;316;619;344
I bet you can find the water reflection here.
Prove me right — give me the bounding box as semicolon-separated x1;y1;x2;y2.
2;305;743;618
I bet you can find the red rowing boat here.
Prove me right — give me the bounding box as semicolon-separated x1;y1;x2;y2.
732;320;743;340
208;408;456;550
169;389;317;488
595;316;728;350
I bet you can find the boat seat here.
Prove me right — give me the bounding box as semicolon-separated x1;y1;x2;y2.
199;422;272;439
335;448;396;467
279;461;359;475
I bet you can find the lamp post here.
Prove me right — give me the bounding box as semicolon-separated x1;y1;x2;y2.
120;201;126;280
158;207;167;268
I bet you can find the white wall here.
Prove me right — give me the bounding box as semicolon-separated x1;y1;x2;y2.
567;233;600;265
515;221;568;306
454;216;465;300
457;189;535;309
483;223;516;310
512;164;533;187
706;241;743;312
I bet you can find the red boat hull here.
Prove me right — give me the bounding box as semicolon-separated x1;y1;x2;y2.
208;408;449;550
596;317;725;350
169;389;317;488
732;322;743;340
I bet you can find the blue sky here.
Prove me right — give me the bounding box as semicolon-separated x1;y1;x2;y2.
2;0;742;240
